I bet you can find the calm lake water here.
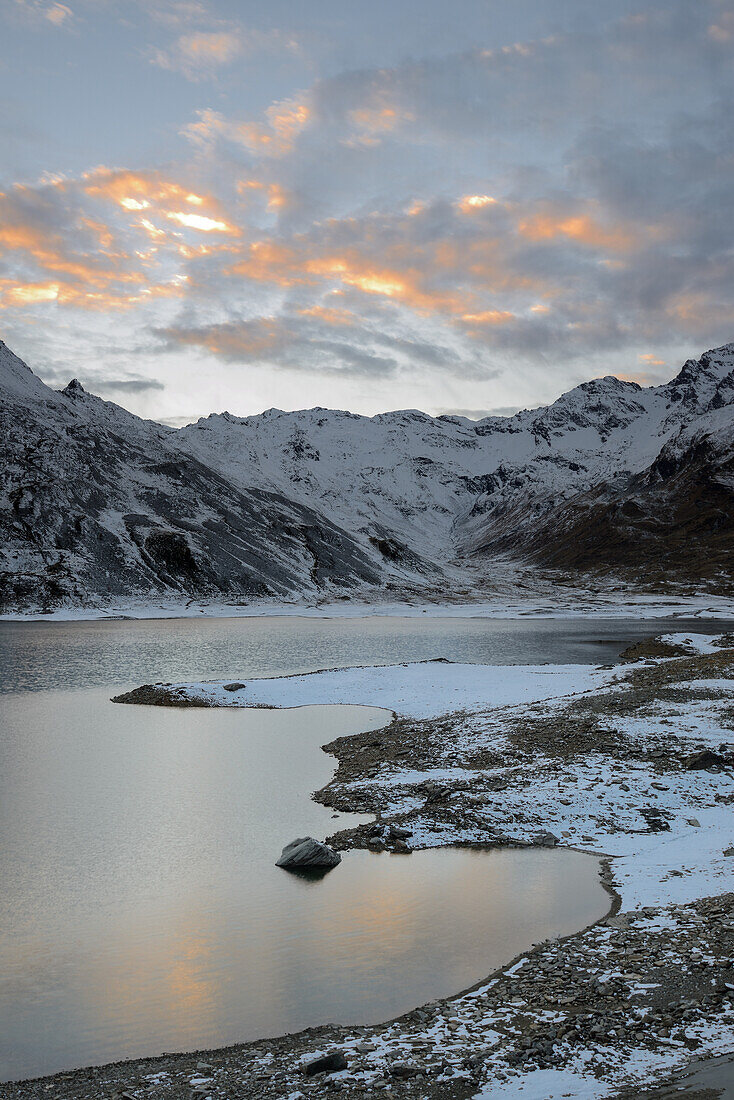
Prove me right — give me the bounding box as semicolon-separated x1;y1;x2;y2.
0;615;728;1082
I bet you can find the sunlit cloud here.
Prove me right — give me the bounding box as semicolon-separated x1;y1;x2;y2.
457;195;497;212
461;310;515;325
166;211;234;232
149;30;243;79
183;98;311;157
237;179;290;212
639;352;666;366
2;0;734;403
344;91;414;146
1;281;60;305
517;209;639;252
0;168;232;313
11;0;73;27
297;305;355;326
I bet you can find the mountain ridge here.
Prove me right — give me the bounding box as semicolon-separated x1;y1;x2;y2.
2;339;734;611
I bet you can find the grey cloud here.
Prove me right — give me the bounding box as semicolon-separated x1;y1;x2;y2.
306;340;397;376
85;376;166;394
153;317;400;376
438;406;524;420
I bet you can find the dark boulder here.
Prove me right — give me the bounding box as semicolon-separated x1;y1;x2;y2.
303;1051;347;1076
276;836;342;870
684;749;726;770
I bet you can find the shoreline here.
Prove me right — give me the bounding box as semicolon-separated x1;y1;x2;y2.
4;593;734;624
2;856;618;1095
4;633;734;1098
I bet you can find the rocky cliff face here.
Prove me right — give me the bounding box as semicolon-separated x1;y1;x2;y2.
2;339;734;611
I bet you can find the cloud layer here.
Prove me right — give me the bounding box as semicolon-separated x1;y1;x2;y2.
1;0;733;415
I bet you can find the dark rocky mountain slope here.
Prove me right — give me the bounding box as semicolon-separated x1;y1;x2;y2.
0;343;397;612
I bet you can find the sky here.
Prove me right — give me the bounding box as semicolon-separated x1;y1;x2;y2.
0;0;733;424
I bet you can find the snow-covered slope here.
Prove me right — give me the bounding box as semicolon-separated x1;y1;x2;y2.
0;342;391;612
2;339;734;612
499;384;734;582
174;343;734;572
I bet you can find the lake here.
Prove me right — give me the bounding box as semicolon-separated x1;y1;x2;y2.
1;615;727;1081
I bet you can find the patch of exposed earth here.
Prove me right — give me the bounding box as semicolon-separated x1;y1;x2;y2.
4;635;734;1099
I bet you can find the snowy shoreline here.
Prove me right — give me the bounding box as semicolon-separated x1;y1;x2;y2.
4;633;732;1099
5;593;734;623
85;631;734;1099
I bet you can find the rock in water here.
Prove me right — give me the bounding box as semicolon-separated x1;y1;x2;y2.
276;837;342;870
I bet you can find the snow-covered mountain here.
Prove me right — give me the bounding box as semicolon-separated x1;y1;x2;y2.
2;338;734;612
0;341;389;612
174;343;734;575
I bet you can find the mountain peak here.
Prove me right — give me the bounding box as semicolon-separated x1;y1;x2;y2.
63;378;86;396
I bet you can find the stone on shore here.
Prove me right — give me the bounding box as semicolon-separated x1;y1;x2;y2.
534;831;559;848
276;837;342;870
684;749;726;769
303;1050;347;1076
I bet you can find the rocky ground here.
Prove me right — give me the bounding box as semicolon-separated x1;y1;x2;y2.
4;634;734;1099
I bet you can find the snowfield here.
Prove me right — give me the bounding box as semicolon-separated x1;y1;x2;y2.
168;660;616;719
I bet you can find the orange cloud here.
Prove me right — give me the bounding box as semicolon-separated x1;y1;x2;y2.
13;0;72;26
639;352;665;366
517;208;641;252
461;309;515;324
297;305;355;325
84;169;217;216
345;97;413;146
302;253;469;315
164;318;287;359
0;172;207;312
1;281;60;305
242;99;311;156
183;99;311;157
266;183;288;210
227;240;307;286
149;30;243;79
237;179;289;211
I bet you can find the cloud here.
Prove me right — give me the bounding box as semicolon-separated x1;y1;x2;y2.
141;1;211;30
438;406;524;420
154;315;399;376
148;20;300;81
0;167;240;313
10;0;73;27
149;30;244;78
639;353;666;367
3;0;734;405
82;375;165;394
183;97;311;156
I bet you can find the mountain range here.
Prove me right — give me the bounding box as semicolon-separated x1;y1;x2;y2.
2;338;733;612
